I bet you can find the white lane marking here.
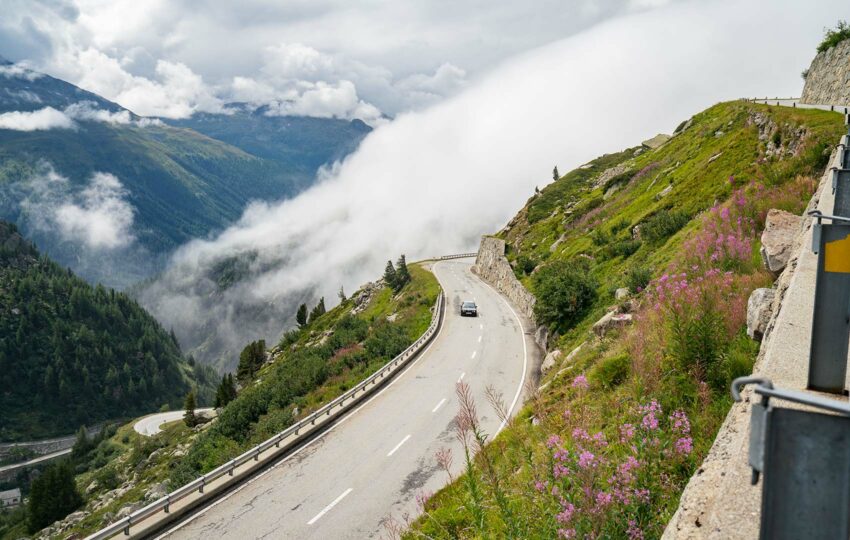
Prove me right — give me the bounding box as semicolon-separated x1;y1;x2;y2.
387;434;411;457
307;488;353;525
480;323;483;330
432;398;447;413
470;351;477;359
478;335;482;343
475;274;529;434
158;262;452;538
457;372;465;383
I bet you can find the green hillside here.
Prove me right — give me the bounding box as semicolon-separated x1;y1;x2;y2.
0;221;217;441
0;63;369;288
408;101;843;538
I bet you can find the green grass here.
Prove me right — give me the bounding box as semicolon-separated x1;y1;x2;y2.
407;101;844;538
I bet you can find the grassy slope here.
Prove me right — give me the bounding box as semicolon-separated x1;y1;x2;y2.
44;264;440;540
407;102;843;538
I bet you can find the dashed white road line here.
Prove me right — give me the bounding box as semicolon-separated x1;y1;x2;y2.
457;372;466;383
478;335;482;343
432;398;447;413
479;323;483;330
470;351;477;359
387;434;411;457
307;488;353;525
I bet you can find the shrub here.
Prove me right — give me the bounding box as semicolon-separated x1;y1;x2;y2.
626;266;652;293
591;353;631;389
515;255;538;275
817;20;850;53
605;239;641;259
640;210;690;244
532;260;598;333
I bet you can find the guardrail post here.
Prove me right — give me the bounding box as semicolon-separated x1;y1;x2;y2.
124;521;130;536
807;211;850;393
229;462;234;476
199;477;205;494
164;496;170;514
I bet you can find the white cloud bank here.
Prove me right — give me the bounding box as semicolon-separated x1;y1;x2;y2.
140;0;842;365
21;166;136;250
0;107;74;131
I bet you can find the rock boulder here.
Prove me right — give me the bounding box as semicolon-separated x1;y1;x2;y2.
746;287;775;340
760;209;800;275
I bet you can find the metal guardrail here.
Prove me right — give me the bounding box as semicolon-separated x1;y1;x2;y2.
732;377;850;539
85;290;445;540
438;253;477;260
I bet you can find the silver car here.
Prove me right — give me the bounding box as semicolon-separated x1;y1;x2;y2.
460;301;478;317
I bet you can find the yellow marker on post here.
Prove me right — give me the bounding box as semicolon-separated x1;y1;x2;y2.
824;233;850;273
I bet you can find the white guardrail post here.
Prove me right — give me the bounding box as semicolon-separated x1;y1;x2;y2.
85;286;448;540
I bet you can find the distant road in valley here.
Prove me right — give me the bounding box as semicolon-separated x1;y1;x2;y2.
161;259;536;539
133;409;215;437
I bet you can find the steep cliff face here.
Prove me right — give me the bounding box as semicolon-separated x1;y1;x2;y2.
472;236;536;324
801;38;850;105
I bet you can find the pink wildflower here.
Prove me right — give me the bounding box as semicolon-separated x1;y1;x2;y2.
555;502;575;524
558;528;577;539
675;436;694;455
546;434;562;449
627;519;645;540
572;374;589;389
578;450;596;469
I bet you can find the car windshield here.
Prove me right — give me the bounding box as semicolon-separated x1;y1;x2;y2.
462;302;476;307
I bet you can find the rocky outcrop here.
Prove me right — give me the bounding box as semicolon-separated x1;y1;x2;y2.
540;349;562;373
592;310;633;337
801;38;850;106
642;133;671;149
760;209;801;275
746;287;775;341
472;237;537;324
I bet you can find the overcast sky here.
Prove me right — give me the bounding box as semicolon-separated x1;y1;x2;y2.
0;0;716;120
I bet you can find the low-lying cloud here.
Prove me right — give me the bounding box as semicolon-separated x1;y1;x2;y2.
0;101;165;131
0;107;74;131
21;165;136;250
139;0;839;370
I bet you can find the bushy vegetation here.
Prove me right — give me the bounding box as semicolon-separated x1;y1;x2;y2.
408;102;844;538
532;260;598;333
0;221;215;441
817;20;850;53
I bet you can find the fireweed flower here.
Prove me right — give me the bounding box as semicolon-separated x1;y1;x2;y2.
577;450;596;469
572;374;589;389
675;436;694;455
546;434;563;449
534;480;546;492
572;427;590;442
558;528;577;539
627;519;645;540
556;502;575;524
670;410;691;434
620;423;635;442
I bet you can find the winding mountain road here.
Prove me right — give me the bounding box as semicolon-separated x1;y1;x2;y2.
160;259;536;539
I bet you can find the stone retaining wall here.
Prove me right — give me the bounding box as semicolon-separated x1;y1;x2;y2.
472;237;536;322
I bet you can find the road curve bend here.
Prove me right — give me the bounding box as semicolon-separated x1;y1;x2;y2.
160;259;535;539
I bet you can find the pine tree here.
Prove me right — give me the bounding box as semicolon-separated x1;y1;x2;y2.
395;255;411;291
71;426;90;460
183;390;197;427
338;286;346;302
27;460;83;532
308;298;326;324
383;260;398;290
553;165;560;182
237;340;266;382
214;373;238;408
296;303;308;327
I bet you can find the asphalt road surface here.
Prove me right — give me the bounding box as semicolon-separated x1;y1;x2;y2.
161;259;534;539
133;409;215;436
